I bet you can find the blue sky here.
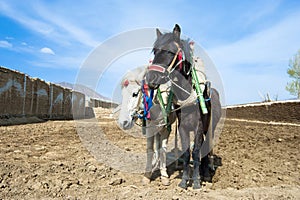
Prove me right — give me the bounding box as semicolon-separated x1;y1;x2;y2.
1;0;300;105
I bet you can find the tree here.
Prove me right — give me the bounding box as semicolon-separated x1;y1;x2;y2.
286;49;300;99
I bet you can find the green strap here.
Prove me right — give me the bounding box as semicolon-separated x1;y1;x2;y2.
157;88;168;124
191;66;208;114
166;91;173;132
157;88;173;132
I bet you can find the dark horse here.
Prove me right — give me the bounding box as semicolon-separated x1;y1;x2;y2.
145;24;221;189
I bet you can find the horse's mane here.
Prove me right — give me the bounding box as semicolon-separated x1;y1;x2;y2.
180;39;192;64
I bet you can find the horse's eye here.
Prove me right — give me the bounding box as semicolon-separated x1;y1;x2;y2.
132;92;139;97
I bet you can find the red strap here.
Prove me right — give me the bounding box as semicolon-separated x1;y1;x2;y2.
148;65;166;73
178;51;183;70
143;83;149;96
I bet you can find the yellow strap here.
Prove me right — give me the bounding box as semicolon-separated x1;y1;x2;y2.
167;42;181;72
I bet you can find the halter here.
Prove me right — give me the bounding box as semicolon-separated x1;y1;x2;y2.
148;41;184;75
121;78;143;119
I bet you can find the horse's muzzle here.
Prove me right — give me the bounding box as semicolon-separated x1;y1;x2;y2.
119;120;133;130
145;70;168;89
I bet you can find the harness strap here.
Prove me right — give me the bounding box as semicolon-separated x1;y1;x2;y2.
157;88;173;132
156;88;168;124
134;88;143;112
167;42;181;72
141;80;154;120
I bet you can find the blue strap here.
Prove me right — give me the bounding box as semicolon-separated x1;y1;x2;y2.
139;80;154;120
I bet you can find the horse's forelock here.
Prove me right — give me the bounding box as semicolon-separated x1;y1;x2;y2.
153;32;175;52
153;32;192;62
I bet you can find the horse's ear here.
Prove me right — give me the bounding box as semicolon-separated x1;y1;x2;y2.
156;28;162;38
173;24;181;39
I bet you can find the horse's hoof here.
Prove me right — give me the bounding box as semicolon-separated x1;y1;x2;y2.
142;176;151;185
193;179;201;190
202;175;212;183
178;180;188;189
161;176;170;186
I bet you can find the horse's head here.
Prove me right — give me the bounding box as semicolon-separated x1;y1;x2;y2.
118;68;144;130
145;24;192;90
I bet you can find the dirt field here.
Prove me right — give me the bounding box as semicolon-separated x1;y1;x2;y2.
0;106;299;199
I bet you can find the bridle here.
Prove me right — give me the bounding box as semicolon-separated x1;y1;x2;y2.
123;79;174;129
121;79;143;119
147;41;193;97
147;41;184;76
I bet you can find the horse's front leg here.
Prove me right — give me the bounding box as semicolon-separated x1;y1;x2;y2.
178;148;190;189
192;129;202;189
178;129;190;189
159;128;170;186
143;132;155;185
192;147;201;189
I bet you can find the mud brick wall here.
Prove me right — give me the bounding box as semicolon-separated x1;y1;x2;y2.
63;88;73;119
1;66;117;122
0;66;85;120
90;98;118;109
0;67;24;117
72;91;85;119
0;67;13;117
89;98;97;107
90;98;101;108
34;78;50;118
50;83;64;119
24;75;35;116
11;70;25;116
99;100;118;108
226;101;300;123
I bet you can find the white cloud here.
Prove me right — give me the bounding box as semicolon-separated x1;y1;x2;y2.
208;12;300;68
0;40;12;48
40;47;55;55
205;11;300;104
34;3;99;48
5;36;14;40
0;1;99;48
239;0;282;27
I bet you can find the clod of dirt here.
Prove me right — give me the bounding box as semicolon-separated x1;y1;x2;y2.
109;178;125;186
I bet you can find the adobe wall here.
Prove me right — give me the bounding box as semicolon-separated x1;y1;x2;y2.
0;66;89;121
1;66;126;124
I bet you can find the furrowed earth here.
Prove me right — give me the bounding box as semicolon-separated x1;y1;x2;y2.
0;106;299;199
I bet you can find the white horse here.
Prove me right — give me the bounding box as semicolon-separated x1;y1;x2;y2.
118;67;176;186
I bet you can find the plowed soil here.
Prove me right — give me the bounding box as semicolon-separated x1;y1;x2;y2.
0;107;299;199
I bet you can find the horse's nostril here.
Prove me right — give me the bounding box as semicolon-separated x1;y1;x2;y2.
120;120;132;130
123;120;129;126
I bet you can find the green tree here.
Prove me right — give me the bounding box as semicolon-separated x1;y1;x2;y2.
286;49;300;99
